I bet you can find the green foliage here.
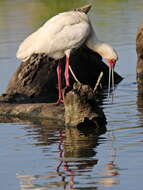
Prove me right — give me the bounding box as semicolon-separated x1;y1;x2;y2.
35;0;88;21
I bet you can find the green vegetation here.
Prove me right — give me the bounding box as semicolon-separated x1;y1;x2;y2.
33;0;89;22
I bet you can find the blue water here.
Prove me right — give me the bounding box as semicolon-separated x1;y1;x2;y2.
0;0;143;189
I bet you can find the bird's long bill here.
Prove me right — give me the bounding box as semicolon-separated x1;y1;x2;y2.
112;66;115;92
108;67;111;98
107;66;114;99
107;60;116;100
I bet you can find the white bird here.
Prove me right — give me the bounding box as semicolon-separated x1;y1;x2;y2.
16;10;118;103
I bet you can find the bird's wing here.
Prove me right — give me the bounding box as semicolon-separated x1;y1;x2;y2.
37;21;90;54
16;11;90;60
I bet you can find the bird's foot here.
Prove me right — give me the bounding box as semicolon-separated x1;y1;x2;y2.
49;99;63;106
50;97;63;106
56;98;64;105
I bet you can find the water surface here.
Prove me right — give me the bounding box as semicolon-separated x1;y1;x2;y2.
0;0;143;189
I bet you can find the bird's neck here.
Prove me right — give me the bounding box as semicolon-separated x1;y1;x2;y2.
87;39;105;54
86;27;108;57
86;26;118;61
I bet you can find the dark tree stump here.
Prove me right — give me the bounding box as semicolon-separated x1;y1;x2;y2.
4;54;58;103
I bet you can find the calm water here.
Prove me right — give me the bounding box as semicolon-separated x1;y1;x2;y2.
0;0;143;189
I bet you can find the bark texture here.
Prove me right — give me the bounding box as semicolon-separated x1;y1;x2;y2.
136;25;143;93
64;83;107;132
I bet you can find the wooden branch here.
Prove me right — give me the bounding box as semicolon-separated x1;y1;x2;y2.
93;72;104;92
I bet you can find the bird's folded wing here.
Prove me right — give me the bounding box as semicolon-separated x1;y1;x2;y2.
16;11;90;60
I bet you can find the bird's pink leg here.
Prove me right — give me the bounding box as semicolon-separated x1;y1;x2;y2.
56;62;63;103
65;56;70;87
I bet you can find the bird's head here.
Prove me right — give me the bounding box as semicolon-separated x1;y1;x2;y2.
106;58;117;69
96;43;118;98
86;35;118;97
94;43;118;68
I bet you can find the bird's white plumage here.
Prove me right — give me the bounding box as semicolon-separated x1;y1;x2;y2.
90;42;118;60
17;10;118;62
17;11;91;60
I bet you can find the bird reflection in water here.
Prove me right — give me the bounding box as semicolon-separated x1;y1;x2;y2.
15;120;105;190
56;127;100;189
56;130;75;189
98;132;120;187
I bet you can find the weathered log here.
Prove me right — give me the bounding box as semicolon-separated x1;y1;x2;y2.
136;25;143;92
3;54;58;103
64;83;107;132
0;83;106;131
0;102;64;121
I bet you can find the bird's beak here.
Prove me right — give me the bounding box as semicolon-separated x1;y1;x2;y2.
108;59;116;69
107;59;116;99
